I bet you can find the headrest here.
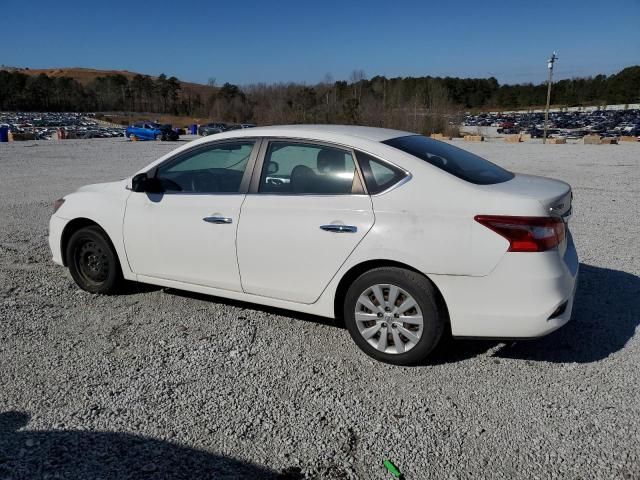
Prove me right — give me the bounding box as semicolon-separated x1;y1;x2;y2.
317;149;346;173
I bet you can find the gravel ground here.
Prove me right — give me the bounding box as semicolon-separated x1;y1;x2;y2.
1;137;639;479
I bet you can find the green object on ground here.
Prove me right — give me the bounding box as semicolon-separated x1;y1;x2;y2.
383;459;402;478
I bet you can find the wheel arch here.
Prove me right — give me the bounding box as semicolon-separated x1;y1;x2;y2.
332;259;450;326
60;218;118;268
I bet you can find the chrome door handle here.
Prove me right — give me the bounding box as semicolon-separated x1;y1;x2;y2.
320;224;357;233
203;216;232;224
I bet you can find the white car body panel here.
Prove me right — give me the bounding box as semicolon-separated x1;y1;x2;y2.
237;194;374;303
49;125;579;339
122;192;244;291
49;180;135;279
432;235;578;337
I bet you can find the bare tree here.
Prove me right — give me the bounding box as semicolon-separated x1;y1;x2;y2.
349;69;366;102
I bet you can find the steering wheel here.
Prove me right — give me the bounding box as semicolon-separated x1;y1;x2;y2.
190;171;220;192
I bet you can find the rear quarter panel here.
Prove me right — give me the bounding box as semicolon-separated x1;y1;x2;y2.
344;165;540;278
311;156;550;318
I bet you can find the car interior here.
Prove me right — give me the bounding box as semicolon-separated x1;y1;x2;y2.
260;144;355;194
152;142;358;195
156;143;253;193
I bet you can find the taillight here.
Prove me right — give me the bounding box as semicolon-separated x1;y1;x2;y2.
474;215;565;252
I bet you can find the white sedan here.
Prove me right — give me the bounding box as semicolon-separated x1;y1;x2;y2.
49;125;578;365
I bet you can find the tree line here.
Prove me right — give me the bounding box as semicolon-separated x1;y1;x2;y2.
0;71;188;115
0;66;638;132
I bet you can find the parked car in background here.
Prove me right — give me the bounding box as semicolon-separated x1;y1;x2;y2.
464;108;640;139
525;128;545;138
126;122;179;141
564;130;588;139
158;124;180;141
0;112;126;140
198;123;227;136
49;125;578;365
241;123;257;128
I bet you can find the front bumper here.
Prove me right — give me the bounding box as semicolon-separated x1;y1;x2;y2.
432;233;579;338
48;215;68;266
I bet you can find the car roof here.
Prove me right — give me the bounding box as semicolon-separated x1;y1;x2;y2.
137;125;418;176
207;124;413;143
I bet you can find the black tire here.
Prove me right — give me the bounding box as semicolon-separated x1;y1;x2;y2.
65;226;123;295
343;267;445;365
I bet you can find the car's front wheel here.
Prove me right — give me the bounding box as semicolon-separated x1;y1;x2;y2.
343;267;445;365
66;226;123;294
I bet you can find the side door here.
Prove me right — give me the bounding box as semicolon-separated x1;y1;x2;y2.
136;123;148;139
129;122;142;138
142;123;156;140
123;139;259;291
236;140;375;304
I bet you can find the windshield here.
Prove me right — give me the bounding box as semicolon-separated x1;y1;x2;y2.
382;135;514;185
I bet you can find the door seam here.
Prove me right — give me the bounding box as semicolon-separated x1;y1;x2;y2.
235;194;249;293
310;194;377;304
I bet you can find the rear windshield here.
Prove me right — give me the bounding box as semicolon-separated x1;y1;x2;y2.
382;135;514;185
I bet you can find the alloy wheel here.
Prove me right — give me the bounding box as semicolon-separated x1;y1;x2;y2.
354;283;424;354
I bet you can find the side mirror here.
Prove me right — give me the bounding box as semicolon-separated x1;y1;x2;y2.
131;173;164;193
131;173;147;192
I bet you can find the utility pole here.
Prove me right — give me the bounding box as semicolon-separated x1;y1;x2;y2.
543;52;558;144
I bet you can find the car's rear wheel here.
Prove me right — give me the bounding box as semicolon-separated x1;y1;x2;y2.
343;267;445;365
66;226;122;295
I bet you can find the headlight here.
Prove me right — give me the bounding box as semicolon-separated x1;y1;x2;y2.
53;198;65;213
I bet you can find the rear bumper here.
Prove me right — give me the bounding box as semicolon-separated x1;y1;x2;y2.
432;233;579;338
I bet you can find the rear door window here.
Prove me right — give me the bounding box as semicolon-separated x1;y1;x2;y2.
259;142;357;195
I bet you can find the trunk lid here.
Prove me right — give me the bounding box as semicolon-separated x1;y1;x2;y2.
485;173;573;256
489;173;572;218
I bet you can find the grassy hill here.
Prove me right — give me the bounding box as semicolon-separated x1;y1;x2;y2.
2;66;216;99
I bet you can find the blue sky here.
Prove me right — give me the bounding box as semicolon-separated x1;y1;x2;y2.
1;0;638;86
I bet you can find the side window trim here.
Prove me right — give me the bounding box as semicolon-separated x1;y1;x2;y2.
247;137;368;196
150;138;263;195
355;150;411;196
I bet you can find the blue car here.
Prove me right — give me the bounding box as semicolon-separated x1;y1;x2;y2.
126;122;179;141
